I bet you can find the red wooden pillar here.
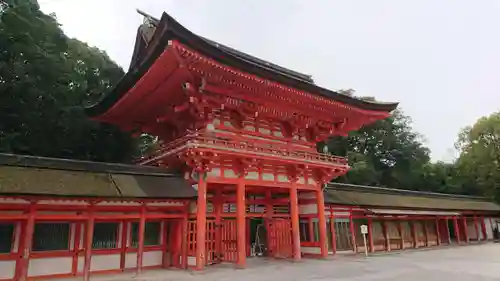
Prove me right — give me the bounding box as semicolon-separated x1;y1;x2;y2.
329;211;337;254
435;218;441;246
264;189;273;256
136;204;146;274
473;216;480;241
214;189;222;263
382;220;390;251
18;203;36;281
348;213;356;252
289;181;301;261
72;223;82;275
163;220;173;268
423;220;429;247
462;217;469;243
181;207;189;269
195;174;207;270
489;217;494;240
120;222;129;270
83;210;95;281
411;220;417;248
236;175;246;268
397;220;404;250
480;216;487;241
367;218;374;253
453;217;460;243
316;187;328;258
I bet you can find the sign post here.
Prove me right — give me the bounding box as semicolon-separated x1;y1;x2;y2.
360;224;368;257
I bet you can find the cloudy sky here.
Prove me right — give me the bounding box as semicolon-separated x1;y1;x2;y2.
39;0;500;162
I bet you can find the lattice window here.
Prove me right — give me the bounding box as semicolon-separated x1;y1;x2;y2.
92;222;119;249
312;220;320;242
299;219;310;242
32;223;70;251
130;221;161;247
0;223;14;253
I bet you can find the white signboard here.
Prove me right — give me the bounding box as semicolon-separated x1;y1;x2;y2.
360;224;369;257
360;224;368;234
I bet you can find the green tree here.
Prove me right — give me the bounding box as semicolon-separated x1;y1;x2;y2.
0;1;137;162
325;105;431;190
455;111;500;200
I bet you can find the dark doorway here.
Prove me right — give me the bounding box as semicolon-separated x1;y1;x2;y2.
249;218;267;257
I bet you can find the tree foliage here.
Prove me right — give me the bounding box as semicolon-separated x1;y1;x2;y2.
326;108;431;190
455;111;500;200
0;1;138;162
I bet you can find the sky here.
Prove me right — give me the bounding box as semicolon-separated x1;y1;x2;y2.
39;0;500;162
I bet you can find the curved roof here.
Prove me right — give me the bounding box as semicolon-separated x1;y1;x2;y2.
0;153;195;199
86;11;398;117
325;183;500;212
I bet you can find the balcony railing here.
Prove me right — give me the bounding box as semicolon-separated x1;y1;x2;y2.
138;134;348;167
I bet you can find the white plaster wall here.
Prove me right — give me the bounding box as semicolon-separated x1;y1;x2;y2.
485;218;494;239
28;257;72;277
125;252;137;269
187;256;196;266
208;168;221;177
262;173;274;181
77;256;84;273
301;246;321;254
90;254;120;272
143;251;162;267
0;261;16;279
245;171;259;180
299;204;318;215
277;175;288;182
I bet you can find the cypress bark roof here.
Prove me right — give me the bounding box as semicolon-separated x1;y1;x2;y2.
85;11;398;117
0;154;195;199
325;183;500;212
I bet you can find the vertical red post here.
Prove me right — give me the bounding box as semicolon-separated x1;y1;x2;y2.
329;212;337;254
195;174;207;270
181;205;189;269
462;217;469;243
423;220;429;247
382;220;391;251
453;217;460;243
480;216;487;241
435;218;441;246
349;213;356;252
214;189;222;263
18;203;36;281
136;204;146;275
473;216;480;241
83;210;95;281
316;187;328;258
72;223;82;275
489;217;494;240
162;221;172;268
236;175;246;268
397;220;404;250
289;181;301;261
367;218;374;253
119;222;128;270
411;220;417;248
265;189;273;257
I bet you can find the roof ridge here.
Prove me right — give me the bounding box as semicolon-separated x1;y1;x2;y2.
327;182;490;201
0;153;180;178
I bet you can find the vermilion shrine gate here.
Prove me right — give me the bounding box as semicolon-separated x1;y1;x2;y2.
86;11;397;270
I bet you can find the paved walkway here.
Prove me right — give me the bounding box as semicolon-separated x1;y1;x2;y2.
84;243;500;281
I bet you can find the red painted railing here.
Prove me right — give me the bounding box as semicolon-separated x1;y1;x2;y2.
138;135;348;166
